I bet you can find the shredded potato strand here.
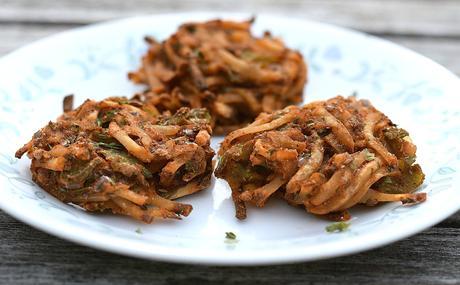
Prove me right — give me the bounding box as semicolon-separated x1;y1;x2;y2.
240;176;286;207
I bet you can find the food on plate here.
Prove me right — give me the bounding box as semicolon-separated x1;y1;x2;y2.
215;96;425;220
128;18;307;134
15;95;214;223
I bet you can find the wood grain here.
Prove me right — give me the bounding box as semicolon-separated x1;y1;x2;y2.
1;0;460;37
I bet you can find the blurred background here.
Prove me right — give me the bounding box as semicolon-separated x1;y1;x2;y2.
1;0;459;77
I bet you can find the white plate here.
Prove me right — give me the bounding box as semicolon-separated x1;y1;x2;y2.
0;12;459;266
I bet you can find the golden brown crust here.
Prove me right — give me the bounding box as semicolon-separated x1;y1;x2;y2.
129;19;307;134
16;96;215;223
215;96;425;220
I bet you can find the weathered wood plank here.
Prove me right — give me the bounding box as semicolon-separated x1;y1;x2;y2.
437;211;460;228
1;0;460;37
0;211;458;285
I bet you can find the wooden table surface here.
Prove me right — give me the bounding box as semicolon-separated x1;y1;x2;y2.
1;1;459;284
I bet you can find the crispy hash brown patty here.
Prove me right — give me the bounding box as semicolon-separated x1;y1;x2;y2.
215;96;426;220
16;96;215;223
129;19;307;134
